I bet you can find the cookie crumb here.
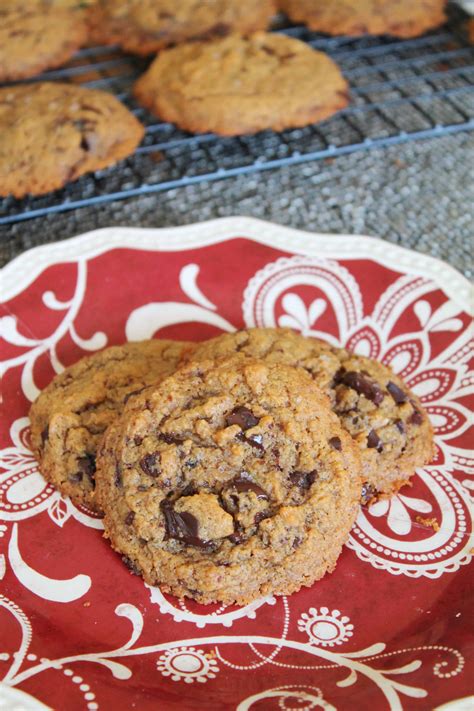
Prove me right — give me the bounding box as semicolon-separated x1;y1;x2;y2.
415;516;440;532
83;601;91;607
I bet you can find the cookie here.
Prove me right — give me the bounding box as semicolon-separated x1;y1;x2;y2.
95;357;361;604
279;0;447;38
133;32;349;136
29;340;191;512
0;3;88;82
89;0;276;56
0;83;144;198
188;329;434;503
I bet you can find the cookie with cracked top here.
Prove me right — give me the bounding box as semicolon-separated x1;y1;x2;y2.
95;356;361;605
29;340;191;512
0;3;88;82
133;32;349;136
279;0;446;38
0;83;144;198
89;0;276;56
188;328;434;504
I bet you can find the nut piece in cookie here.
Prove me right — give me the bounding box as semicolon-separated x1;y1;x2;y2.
29;340;190;512
95;356;362;605
134;32;349;135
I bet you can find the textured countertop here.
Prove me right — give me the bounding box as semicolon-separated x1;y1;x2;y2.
1;131;472;278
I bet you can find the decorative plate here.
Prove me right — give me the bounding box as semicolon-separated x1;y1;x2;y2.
1;217;472;711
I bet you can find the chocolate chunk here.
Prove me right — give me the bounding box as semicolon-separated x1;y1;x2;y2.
387;381;407;404
367;429;383;452
289;470;317;490
361;482;377;505
226;406;259;430
292;536;302;549
161;500;212;548
254;511;269;525
338;370;384;405
329;436;342;451
160;433;183;445
121;556;141;576
114;464;122;488
409;409;423;425
140;453;160;477
395;418;405;433
229;524;244;545
133;435;143;446
245;433;264;451
231;474;268;499
77;454;96;484
41;425;49;444
185;458;198;469
125;511;135;525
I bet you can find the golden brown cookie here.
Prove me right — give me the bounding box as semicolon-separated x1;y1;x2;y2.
188;328;434;504
0;83;144;198
134;32;349;135
89;0;276;56
0;3;88;82
95;356;361;604
279;0;447;38
29;340;191;512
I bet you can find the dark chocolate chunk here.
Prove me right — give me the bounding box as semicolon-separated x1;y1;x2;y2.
77;454;96;484
161;500;212;548
395;418;405;433
361;482;377;505
133;435;143;446
409;409;423;425
329;436;342;451
245;433;264;451
160;433;183;445
226;406;259;430
289;470;317;490
387;381;407;404
367;429;384;452
254;511;269;525
121;556;141;576
41;425;49;444
231;474;268;499
185;458;198;469
114;464;122;488
140;453;160;477
292;536;302;549
338;370;385;405
125;511;135;526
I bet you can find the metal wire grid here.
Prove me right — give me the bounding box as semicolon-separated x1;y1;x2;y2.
1;14;473;225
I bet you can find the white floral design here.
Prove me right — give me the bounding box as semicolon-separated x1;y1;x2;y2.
298;608;354;647
156;647;220;684
369;494;433;537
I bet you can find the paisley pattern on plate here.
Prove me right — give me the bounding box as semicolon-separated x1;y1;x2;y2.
1;218;472;710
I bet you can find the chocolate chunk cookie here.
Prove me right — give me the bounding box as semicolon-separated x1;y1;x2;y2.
29;340;190;512
0;3;88;82
133;32;349;135
188;329;434;503
0;83;144;198
89;0;276;56
279;0;447;38
95;357;361;604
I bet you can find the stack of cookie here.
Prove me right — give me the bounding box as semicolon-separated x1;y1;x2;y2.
0;0;447;197
30;328;433;605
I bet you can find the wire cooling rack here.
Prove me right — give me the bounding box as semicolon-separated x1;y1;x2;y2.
1;12;473;225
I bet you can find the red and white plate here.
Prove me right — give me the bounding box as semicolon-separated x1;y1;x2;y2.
1;217;473;711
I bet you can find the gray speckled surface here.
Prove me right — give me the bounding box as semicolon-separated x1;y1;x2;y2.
1;132;473;277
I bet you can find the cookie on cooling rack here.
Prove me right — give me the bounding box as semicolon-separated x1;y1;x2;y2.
89;0;276;56
0;3;88;82
95;357;361;604
279;0;447;38
187;328;434;504
0;83;144;198
29;340;191;512
133;32;349;135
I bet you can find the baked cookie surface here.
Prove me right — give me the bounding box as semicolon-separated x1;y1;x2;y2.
89;0;276;56
96;357;361;604
279;0;447;38
134;32;349;135
0;3;87;82
189;329;434;503
0;83;144;198
29;340;190;512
